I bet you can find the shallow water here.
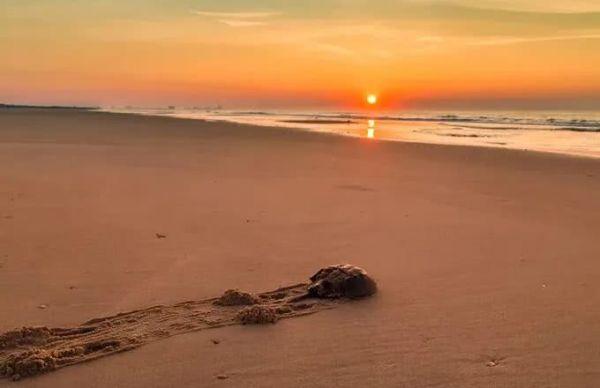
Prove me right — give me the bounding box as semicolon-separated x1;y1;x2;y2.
102;108;600;158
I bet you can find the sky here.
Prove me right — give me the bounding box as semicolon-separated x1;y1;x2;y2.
2;0;600;110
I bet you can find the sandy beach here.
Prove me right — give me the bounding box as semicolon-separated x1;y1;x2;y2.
1;108;599;387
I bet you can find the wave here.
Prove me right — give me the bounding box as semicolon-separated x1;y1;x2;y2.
282;112;600;132
104;107;600;134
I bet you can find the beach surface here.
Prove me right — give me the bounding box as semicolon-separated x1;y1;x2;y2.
1;109;599;387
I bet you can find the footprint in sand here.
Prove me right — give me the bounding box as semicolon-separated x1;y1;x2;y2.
0;265;377;381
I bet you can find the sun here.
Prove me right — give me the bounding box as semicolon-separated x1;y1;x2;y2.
366;94;378;105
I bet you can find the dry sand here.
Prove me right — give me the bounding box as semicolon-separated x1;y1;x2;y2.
0;108;599;387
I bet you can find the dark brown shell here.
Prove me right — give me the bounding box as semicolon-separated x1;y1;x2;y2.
307;265;377;299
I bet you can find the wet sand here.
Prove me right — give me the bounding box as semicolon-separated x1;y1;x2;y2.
1;108;599;387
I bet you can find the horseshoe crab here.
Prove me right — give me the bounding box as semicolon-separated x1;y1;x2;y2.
306;264;377;299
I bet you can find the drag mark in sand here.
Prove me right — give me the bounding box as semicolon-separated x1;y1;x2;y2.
0;265;377;381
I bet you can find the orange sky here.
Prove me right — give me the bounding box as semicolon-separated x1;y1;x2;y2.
2;1;600;110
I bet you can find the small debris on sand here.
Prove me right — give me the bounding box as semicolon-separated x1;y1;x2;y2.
211;339;220;345
216;374;229;380
37;305;48;310
484;356;505;367
236;306;278;325
155;233;167;239
1;349;56;380
214;289;259;306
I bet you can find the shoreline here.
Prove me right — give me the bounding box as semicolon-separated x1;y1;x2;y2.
1;107;596;161
96;108;600;160
0;104;97;111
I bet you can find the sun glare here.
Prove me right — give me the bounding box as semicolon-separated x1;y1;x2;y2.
367;94;378;105
367;119;376;139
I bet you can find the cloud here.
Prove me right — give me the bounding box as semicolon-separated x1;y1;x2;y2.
193;10;280;27
436;0;600;13
217;19;268;27
194;11;280;19
466;33;600;46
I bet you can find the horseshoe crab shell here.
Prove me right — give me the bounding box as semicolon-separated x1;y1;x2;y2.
307;264;377;299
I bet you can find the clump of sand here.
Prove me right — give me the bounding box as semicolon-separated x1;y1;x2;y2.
236;306;278;325
214;289;260;306
0;327;52;349
0;349;56;381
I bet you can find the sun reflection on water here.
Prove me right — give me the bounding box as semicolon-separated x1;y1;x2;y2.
367;119;376;139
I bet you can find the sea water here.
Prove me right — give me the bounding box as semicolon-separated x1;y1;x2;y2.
103;108;600;158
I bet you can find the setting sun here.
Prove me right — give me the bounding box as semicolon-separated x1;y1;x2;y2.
367;94;378;105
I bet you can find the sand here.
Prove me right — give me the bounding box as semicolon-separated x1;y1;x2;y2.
0;108;599;387
1;278;355;381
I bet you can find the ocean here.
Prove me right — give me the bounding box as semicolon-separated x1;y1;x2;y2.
102;108;600;158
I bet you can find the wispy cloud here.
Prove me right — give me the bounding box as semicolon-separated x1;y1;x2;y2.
194;10;280;27
466;33;600;46
441;0;600;13
194;11;280;19
217;19;268;27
